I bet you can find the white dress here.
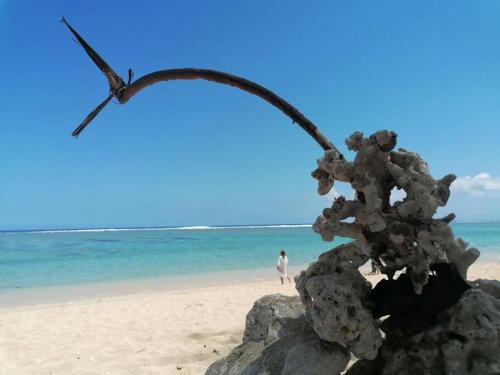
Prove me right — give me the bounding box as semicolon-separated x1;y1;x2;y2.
277;255;288;278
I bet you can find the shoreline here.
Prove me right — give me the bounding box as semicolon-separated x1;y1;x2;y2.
1;259;498;309
0;265;308;308
0;261;498;374
0;278;299;374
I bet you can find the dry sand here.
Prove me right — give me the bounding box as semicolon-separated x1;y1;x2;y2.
0;261;498;375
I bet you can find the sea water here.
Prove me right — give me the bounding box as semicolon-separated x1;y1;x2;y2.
0;223;499;291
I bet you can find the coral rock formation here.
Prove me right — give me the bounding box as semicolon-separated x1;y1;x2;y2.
295;242;381;359
310;130;478;294
207;130;499;375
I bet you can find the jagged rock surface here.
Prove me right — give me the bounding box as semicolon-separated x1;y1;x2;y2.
205;294;349;375
346;289;500;375
207;130;491;374
471;278;500;299
311;130;479;294
369;263;471;337
295;242;382;360
242;294;305;344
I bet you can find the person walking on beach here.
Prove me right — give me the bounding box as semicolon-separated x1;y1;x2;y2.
277;249;291;285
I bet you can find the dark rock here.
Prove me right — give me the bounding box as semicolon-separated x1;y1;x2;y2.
368;263;470;337
470;279;500;299
345;357;384;375
347;289;500;375
205;294;349;375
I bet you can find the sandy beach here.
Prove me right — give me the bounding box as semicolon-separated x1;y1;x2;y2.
0;261;498;375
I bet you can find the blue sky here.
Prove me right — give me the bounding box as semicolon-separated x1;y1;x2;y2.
1;1;500;230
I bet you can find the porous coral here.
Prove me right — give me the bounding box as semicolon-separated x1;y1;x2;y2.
297;130;482;362
309;130;478;293
207;130;496;375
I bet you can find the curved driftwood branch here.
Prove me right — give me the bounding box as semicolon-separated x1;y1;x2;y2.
62;18;340;154
119;69;337;152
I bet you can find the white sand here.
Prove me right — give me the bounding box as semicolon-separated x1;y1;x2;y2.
0;262;498;375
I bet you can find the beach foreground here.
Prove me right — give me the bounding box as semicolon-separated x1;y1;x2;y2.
0;262;498;375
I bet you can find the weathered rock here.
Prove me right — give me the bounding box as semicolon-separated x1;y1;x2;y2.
295;242;382;360
347;289;500;375
369;263;471;337
312;131;479;294
470;278;500;299
295;241;370;305
207;129;486;374
243;294;304;344
442;237;480;280
301;129;485;362
303;271;382;360
282;338;350;375
345;357;384;375
385;289;500;374
206;294;350;375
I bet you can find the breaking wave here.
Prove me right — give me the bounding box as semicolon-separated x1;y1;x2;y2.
11;224;312;234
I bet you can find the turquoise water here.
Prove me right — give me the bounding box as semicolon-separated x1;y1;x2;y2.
0;223;499;290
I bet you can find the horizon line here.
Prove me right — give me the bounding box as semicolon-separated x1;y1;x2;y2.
2;220;500;234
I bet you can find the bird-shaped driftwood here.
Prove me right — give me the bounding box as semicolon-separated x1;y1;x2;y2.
62;18;340;155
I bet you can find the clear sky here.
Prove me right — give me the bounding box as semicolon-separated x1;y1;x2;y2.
1;1;500;230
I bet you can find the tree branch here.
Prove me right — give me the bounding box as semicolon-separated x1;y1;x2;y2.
62;18;341;155
119;69;337;152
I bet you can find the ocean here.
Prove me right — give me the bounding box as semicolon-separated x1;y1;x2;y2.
0;223;499;291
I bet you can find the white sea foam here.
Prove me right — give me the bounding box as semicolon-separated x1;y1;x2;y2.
17;224;312;234
11;221;500;235
455;220;500;223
